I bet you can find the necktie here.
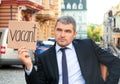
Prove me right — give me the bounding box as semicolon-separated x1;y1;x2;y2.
60;48;68;84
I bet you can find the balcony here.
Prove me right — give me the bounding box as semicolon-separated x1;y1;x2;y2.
1;0;43;10
18;0;43;10
36;10;55;21
28;0;42;5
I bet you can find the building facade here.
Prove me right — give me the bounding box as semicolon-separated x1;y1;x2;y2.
0;0;43;27
36;0;61;40
0;0;61;40
103;2;120;56
61;0;87;39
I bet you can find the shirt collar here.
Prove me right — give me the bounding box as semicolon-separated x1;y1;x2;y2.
56;43;73;52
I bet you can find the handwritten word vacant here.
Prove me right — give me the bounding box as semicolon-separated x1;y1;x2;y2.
9;29;36;42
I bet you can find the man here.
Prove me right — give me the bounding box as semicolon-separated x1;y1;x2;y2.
18;16;120;84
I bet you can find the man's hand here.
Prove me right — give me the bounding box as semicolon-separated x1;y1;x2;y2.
18;47;33;70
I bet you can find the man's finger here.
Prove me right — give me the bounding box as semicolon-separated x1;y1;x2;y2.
18;47;28;54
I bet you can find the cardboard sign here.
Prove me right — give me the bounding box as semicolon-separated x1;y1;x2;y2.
8;21;39;50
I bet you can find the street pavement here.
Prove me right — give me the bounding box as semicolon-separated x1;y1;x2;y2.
0;65;26;84
0;65;120;84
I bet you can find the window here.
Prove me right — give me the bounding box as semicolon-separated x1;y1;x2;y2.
67;3;71;9
78;3;83;9
72;3;77;9
78;0;83;9
61;4;65;9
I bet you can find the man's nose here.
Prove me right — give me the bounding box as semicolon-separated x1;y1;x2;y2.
61;31;65;37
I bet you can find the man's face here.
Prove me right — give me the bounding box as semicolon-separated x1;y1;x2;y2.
54;22;77;47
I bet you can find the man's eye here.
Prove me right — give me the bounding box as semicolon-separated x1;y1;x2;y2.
66;30;71;33
57;29;62;31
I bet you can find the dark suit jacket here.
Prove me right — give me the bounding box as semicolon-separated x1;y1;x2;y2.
25;39;120;84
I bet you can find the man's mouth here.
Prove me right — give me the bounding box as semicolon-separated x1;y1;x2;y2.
59;39;65;42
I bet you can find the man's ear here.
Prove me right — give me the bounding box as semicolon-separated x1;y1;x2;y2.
74;32;77;38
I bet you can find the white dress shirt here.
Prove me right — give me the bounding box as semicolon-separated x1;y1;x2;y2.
56;43;85;84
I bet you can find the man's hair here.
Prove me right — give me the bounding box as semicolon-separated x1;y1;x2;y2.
55;16;76;31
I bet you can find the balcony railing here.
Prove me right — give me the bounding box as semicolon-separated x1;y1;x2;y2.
28;0;42;5
1;0;42;5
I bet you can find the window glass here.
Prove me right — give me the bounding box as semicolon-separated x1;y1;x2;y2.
67;3;71;9
61;4;65;9
72;3;77;9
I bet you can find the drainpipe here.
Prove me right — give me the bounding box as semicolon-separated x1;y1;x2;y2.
10;0;12;20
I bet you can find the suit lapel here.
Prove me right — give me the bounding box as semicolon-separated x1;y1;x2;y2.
73;41;90;83
48;46;59;82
